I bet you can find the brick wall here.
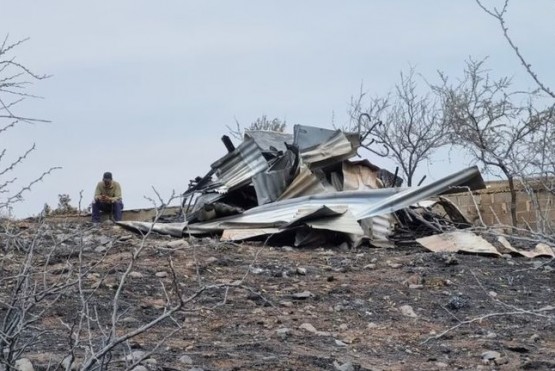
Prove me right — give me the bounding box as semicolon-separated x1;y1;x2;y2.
446;182;555;229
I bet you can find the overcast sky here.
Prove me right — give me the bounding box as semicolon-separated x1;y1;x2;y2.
2;1;554;217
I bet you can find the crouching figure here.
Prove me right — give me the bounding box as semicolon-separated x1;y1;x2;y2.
92;171;123;222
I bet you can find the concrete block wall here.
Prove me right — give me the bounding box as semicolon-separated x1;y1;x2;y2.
446;184;555;229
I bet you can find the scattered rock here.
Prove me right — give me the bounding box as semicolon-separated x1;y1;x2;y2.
131;366;148;371
129;271;144;279
409;284;424;289
446;296;467;310
155;271;168;278
178;355;193;365
435;362;449;368
250;267;265;275
94;245;108;253
61;356;79;370
296;267;307;275
339;324;348;331
167;239;190;249
481;350;501;361
118;234;133;241
530;334;540;342
486;331;497;339
299;323;318;333
363;264;376;269
292;291;313;299
15;358;34;371
281;246;294;252
399;305;418;318
279;300;294;307
333;360;354;371
386;261;402;269
488;291;498;298
335;339;348;347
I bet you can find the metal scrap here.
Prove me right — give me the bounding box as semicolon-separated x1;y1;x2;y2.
119;123;490;247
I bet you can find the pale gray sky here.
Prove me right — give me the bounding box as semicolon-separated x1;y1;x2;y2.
1;0;554;217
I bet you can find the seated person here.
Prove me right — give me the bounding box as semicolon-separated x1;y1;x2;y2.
92;171;123;222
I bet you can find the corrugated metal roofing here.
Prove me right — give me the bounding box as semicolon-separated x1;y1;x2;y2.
210;138;268;193
244;130;293;153
358;166;484;219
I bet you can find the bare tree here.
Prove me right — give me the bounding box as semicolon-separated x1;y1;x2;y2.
350;67;448;186
434;58;549;227
475;0;555;99
0;35;59;214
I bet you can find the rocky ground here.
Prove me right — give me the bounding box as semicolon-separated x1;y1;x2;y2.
1;220;554;371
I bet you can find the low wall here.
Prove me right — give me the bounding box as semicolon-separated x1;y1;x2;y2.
446;182;555;229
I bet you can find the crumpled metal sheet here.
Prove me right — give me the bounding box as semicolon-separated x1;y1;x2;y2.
300;131;359;168
210;137;268;193
416;231;501;255
252;150;297;205
244;130;293;153
358;166;484;219
277;165;330;200
498;236;555;258
342;160;383;190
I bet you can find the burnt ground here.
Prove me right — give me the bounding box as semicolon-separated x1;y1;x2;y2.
1;220;554;370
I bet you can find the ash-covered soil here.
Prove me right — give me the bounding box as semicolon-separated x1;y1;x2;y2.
1;220;554;370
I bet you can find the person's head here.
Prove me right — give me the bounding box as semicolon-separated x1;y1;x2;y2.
102;171;113;186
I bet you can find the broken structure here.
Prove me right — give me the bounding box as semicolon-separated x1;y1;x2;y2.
119;123;489;247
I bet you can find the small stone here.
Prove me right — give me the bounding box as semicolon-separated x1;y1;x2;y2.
543;265;554;273
279;301;294;307
155;271;168;278
299;323;318;333
409;284;424;289
488;291;498;298
335;339;348;347
178;355;193;365
167;239;190;249
333;360;354;371
530;334;540;342
386;260;402;268
486;331;497;339
250;267;264;274
367;322;378;329
131;366;148;371
94;245;108;253
339;324;348;331
118;234;133;241
14;358;34;371
363;264;376;269
282;246;294;252
129;271;144;279
292;291;313;299
435;362;449;368
296;267;307;275
481;350;501;361
399;305;418;318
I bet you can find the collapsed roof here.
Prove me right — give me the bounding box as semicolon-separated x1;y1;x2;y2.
119;124;485;247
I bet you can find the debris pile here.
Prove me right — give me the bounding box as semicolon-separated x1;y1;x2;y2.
120;124;486;247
